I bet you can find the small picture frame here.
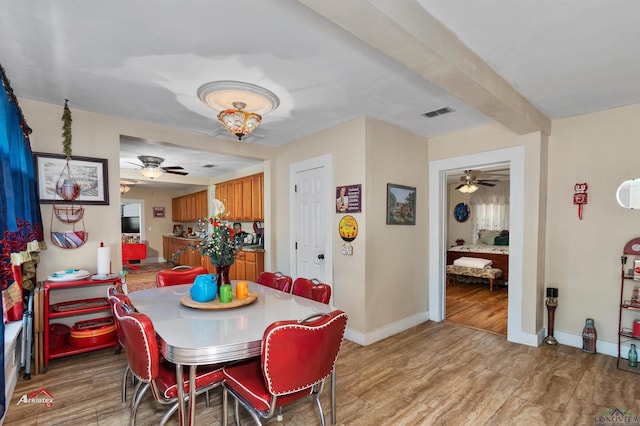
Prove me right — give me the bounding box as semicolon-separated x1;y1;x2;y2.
153;207;165;218
386;183;416;225
33;152;109;205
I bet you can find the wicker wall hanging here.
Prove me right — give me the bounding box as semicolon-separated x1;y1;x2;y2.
50;100;88;249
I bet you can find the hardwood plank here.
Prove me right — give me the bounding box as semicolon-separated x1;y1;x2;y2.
446;278;508;336
4;315;630;425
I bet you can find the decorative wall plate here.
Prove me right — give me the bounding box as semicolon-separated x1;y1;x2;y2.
624;238;640;255
339;215;358;242
454;202;470;222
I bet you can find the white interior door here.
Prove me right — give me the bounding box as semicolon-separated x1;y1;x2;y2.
290;155;332;285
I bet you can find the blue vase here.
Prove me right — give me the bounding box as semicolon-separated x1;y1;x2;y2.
190;274;218;302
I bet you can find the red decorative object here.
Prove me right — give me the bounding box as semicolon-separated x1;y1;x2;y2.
122;243;147;270
573;182;588;220
216;264;231;290
68;317;117;348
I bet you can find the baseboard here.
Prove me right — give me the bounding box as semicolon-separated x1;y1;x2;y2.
345;311;430;346
545;329;618;357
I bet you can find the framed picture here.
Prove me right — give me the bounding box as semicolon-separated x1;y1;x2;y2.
153;207;165;218
34;152;109;205
386;183;416;225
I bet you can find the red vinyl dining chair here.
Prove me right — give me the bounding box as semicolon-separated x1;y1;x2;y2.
112;300;225;425
291;278;332;304
222;310;348;426
156;265;208;287
107;286;134;403
256;271;293;293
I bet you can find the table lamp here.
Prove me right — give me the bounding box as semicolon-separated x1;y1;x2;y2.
544;287;558;345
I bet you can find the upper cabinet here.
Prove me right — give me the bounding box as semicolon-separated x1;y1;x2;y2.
215;173;263;222
172;190;208;222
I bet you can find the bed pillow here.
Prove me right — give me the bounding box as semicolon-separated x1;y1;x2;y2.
478;229;501;245
494;235;509;246
453;257;493;268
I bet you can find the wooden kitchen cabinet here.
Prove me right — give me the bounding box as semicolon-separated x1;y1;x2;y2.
163;236;200;266
171;190;208;222
215;173;263;221
232;250;264;282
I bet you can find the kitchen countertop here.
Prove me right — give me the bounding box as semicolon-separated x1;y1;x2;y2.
163;235;264;252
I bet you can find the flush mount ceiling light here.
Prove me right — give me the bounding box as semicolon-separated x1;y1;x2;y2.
120;183;131;194
197;81;279;141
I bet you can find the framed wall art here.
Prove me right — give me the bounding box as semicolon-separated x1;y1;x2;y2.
386;183;416;225
34;152;109;205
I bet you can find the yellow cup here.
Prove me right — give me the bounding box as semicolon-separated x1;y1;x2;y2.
236;281;249;299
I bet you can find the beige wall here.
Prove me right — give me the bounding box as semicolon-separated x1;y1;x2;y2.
272;118;367;331
546;103;640;345
121;186;187;261
364;119;429;332
272;117;429;339
21;93;640;351
21;98;272;279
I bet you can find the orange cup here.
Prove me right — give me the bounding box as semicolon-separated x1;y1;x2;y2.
236;281;249;299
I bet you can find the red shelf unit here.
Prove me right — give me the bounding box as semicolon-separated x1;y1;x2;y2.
42;276;120;372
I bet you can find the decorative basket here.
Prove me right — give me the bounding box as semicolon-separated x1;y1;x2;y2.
54;206;84;223
50;230;88;249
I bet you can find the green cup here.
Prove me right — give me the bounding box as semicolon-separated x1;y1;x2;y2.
220;284;233;303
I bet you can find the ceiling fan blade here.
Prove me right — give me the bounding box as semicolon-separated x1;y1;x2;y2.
166;170;188;176
477;182;496;187
455;183;465;190
162;166;184;170
124;161;142;168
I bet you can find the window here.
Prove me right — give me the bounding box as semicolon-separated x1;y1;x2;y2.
470;182;509;242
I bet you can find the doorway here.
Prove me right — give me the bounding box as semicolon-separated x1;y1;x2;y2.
289;154;333;292
429;146;526;345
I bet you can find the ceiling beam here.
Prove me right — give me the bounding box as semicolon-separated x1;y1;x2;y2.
298;0;551;135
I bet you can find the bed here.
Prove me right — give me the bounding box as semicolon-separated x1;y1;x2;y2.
447;230;509;283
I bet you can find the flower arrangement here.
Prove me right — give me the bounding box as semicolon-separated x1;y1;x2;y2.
197;200;244;267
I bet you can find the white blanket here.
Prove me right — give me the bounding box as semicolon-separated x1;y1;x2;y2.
453;257;493;269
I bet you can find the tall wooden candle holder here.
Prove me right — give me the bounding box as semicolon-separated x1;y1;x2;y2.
544;287;558;345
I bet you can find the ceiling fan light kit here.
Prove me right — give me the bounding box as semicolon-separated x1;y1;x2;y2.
134;155;187;179
456;169;504;193
197;81;279;140
458;184;479;193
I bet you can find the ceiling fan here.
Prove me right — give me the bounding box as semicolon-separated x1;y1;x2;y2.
455;169;507;193
130;155;188;179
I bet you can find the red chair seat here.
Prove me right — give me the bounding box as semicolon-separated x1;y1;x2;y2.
222;310;347;425
156;360;225;399
223;360;311;412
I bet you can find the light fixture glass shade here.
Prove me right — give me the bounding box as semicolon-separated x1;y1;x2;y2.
120;184;130;194
140;167;163;179
197;81;279;141
217;102;262;140
458;184;478;193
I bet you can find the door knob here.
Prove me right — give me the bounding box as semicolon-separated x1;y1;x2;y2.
318;254;325;260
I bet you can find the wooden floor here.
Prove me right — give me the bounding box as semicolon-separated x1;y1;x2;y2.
446;279;508;336
5;320;640;425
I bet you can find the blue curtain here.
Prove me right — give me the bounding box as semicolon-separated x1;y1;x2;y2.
0;63;45;419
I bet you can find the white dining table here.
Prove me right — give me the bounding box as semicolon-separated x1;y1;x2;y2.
127;281;335;426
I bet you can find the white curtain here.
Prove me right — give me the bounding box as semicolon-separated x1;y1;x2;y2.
470;182;510;242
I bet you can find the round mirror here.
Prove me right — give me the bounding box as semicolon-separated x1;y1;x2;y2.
616;179;640;209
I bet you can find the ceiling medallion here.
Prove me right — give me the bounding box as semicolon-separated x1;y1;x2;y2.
197;81;279;140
